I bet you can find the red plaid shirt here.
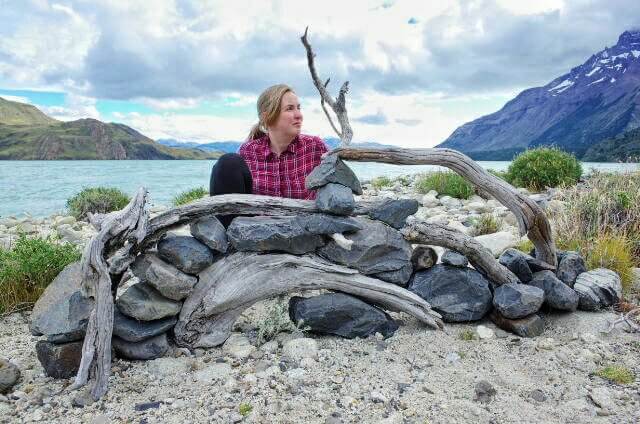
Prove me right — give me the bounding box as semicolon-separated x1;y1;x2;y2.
239;134;328;200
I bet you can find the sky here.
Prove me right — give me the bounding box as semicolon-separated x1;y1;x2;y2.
1;0;639;148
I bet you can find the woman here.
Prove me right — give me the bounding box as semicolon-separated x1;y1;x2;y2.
209;84;329;225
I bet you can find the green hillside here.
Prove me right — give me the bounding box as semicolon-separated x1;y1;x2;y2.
582;128;640;162
0;97;58;125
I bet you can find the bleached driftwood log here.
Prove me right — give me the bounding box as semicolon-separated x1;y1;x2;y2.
174;252;443;348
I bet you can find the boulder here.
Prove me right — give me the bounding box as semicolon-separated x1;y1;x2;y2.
289;293;399;339
227;215;362;254
315;183;355;215
116;281;181;321
556;252;587;287
157;235;215;275
441;250;469;268
112;333;169;360
473;231;519;257
190;216;229;253
493;283;545;319
488;310;544;338
408;264;493;322
498;249;533;282
304;154;363;195
366;198;419;229
30;262;94;343
529;271;579;311
574;268;622;311
0;359;20;394
411;245;438;271
113;307;177;343
36;340;83;379
318;217;413;286
131;254;197;301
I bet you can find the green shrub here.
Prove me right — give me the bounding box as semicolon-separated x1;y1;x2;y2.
66;187;130;220
415;172;474;199
0;234;81;315
594;365;635;384
371;176;392;190
172;187;208;206
507;147;582;192
471;214;502;236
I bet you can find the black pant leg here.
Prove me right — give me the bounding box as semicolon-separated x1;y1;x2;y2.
209;153;253;227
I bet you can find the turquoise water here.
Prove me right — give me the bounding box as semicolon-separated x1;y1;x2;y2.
0;160;638;218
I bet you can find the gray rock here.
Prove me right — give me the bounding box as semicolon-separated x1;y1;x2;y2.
574;268;622;311
318;217;413;286
474;380;496;403
222;334;256;359
489;310;544;337
0;359;20;394
289;293;399;339
282;338;318;361
498;249;533;282
408;264;493;322
411;245;438;271
315;183;355;215
157;235;215;275
113;307;177;343
305;154;363;195
36;340;83;379
116;282;181;321
493;284;545;319
30;262;94;343
190;216;229;253
529;270;579;311
131;254;197;301
367;198;419;229
556;251;587;287
112;333;169;360
441;250;469;268
530;389;547;402
228;215;362;255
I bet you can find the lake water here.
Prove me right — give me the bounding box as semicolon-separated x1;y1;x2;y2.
1;160;638;218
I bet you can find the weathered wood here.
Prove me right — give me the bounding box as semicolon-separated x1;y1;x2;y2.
335;147;557;266
401;222;520;285
174;252;443;348
72;188;148;400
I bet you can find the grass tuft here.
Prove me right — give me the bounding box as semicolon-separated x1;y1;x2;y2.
594;365;635;384
586;234;634;292
172;187;208;206
238;403;253;416
371;176;392;190
471;214;502;236
515;239;534;254
459;329;475;341
415;172;474;199
255;296;299;346
66;187;130;220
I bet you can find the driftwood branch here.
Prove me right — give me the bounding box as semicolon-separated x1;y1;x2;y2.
333;147;557;267
301;27;353;146
174;252;443;348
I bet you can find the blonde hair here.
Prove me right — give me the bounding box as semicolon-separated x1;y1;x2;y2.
247;84;294;140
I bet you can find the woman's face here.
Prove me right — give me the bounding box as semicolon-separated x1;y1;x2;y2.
270;91;303;138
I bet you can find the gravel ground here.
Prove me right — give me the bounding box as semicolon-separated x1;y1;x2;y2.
1;303;639;424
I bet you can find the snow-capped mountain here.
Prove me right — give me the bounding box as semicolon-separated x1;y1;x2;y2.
438;30;640;160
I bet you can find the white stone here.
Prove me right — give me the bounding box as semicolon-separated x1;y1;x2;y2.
146;357;192;379
589;387;615;410
55;216;76;226
193;363;232;383
439;196;463;209
260;340;279;354
473;231;519;257
370;391;387;403
536;338;555;350
282;337;318;361
421;194;440;208
426;214;450;225
223;333;256;359
476;325;495;340
446;220;471;235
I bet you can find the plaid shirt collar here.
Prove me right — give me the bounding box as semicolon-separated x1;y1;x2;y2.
256;134;300;159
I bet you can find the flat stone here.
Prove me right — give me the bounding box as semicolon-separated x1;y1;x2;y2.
305;154;363;195
30;262;94;343
190;216;229;253
556;252;587;288
116;281;182;321
113;307;177;343
36;340;83;379
474;380;496;403
112;333;169;360
493;283;544;319
489;310;544;337
408;264;493;322
157;235;215;275
318;217;413;286
0;359;20;394
131;253;197;301
366;198;419;229
441;250;469;267
227;215;362;255
289;293;399;339
574;268;622;311
529;270;579;311
530;389;547;402
476;325;495;340
498;249;533;282
316;183;355;216
222;334;256;359
411;245;438;271
474;231;519;257
282;338;318;361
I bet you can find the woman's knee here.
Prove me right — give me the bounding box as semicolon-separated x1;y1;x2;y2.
210;153;252;195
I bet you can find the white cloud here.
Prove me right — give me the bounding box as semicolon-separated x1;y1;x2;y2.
0;95;32;104
41;94;100;121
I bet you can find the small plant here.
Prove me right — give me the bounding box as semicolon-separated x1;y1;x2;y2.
255;296;299;345
415;172;474;199
594;365;635;384
394;174;412;187
0;234;81;314
459;329;475;341
172;187;208;206
586;234;634;293
371;176;392;190
471;214;502;236
66;187;130;220
507;147;582;192
515;238;534;254
238;402;253;416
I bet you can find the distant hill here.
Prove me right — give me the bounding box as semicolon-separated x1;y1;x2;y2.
0;97;220;160
438;30;640;161
582;127;640;162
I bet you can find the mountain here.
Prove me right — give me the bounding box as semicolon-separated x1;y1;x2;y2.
0;97;221;160
438;30;640;161
582;127;640;162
